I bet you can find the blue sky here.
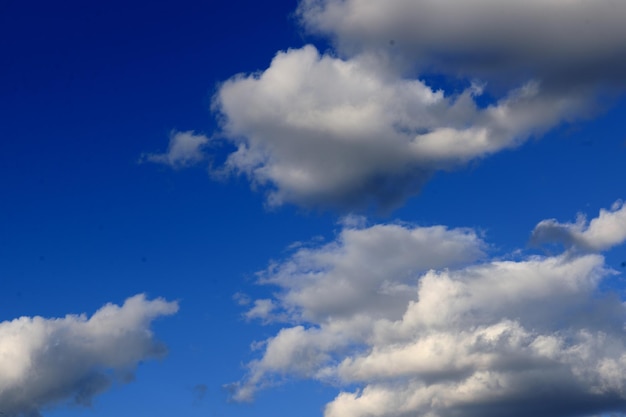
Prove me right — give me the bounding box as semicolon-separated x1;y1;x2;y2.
2;1;626;417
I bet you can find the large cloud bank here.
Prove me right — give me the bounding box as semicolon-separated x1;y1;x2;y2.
209;0;625;209
0;294;178;417
233;201;626;417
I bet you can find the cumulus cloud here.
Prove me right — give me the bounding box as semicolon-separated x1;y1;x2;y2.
254;221;485;323
232;202;626;417
297;0;626;88
531;200;626;252
0;294;178;417
141;130;209;169
214;46;588;209
230;222;485;401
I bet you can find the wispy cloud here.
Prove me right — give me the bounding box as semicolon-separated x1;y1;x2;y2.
141;130;210;169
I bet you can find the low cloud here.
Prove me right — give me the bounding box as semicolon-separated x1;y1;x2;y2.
141;130;210;169
298;0;626;89
232;201;626;417
214;46;588;210
0;294;178;417
531;200;626;252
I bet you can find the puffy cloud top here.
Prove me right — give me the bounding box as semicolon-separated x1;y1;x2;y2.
254;222;485;322
215;46;587;209
0;294;178;417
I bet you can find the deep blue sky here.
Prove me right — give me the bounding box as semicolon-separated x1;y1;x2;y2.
2;1;626;416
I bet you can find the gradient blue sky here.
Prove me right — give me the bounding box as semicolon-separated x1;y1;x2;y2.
2;1;626;417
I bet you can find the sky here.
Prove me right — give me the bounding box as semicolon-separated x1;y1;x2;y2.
1;1;626;416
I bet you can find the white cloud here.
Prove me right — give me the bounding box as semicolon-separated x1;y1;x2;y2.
232;202;626;417
257;221;485;323
141;130;209;169
231;222;485;401
531;200;626;252
0;294;178;417
244;299;279;323
297;0;626;88
215;46;588;209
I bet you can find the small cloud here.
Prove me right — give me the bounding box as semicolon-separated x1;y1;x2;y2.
244;299;277;323
338;214;368;229
530;200;626;252
140;130;210;169
233;292;251;306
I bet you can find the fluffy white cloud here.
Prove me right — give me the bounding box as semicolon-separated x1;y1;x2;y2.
0;294;178;417
531;200;626;252
134;0;626;209
257;221;485;322
215;46;588;209
141;130;209;169
233;202;626;417
297;0;626;88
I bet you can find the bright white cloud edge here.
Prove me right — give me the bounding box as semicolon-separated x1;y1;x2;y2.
232;201;626;417
0;294;178;417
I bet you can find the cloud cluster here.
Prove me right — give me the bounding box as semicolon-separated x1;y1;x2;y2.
141;130;210;169
207;0;624;209
0;294;178;417
233;202;626;417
